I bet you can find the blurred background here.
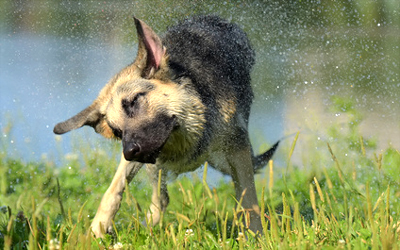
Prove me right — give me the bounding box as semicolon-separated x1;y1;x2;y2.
0;0;399;169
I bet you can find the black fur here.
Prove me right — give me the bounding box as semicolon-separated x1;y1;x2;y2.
164;15;255;155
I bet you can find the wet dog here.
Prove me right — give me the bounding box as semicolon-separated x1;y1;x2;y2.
54;15;278;237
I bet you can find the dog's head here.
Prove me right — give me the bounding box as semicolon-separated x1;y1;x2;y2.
54;18;205;164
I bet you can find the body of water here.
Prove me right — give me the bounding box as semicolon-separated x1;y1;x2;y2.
1;1;399;172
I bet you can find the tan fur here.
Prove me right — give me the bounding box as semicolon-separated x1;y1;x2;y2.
218;98;237;124
103;77;206;156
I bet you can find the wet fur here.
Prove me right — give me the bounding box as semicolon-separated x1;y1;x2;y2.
54;15;278;238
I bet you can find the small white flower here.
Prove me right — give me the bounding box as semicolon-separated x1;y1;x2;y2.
185;228;194;237
49;239;60;250
113;242;124;249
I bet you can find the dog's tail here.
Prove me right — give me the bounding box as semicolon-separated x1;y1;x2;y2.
252;141;280;172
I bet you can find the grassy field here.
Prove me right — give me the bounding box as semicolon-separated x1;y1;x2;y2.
1;99;400;249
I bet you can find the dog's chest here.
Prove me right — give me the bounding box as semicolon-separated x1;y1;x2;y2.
159;135;233;176
160;153;208;175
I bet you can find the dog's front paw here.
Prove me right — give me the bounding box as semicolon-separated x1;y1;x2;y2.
90;219;113;238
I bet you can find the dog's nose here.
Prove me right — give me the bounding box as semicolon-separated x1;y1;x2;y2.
123;141;140;161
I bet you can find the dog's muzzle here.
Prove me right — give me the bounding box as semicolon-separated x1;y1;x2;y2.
122;140;159;164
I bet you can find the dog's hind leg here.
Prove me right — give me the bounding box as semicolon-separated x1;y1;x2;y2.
90;154;142;238
145;164;169;226
228;141;263;235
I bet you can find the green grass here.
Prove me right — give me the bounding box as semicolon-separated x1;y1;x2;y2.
1;99;400;249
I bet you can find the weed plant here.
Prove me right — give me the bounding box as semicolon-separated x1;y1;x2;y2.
0;98;399;249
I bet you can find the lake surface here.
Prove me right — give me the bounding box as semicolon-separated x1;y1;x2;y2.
1;1;399;173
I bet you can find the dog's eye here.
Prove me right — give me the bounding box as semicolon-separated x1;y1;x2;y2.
112;128;122;139
131;92;145;105
122;92;146;117
109;125;122;139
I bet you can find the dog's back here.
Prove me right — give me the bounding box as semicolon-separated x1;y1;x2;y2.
164;16;255;126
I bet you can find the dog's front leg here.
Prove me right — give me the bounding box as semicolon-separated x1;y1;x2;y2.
228;145;263;235
91;154;142;238
145;164;169;226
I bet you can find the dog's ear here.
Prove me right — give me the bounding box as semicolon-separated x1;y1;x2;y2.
53;102;100;135
133;17;166;78
53;102;113;138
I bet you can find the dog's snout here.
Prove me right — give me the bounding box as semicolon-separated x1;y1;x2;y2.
123;141;140;161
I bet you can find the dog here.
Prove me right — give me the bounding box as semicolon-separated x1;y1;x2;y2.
53;15;279;238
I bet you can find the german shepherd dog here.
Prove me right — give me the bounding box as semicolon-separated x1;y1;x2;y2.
54;15;279;238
